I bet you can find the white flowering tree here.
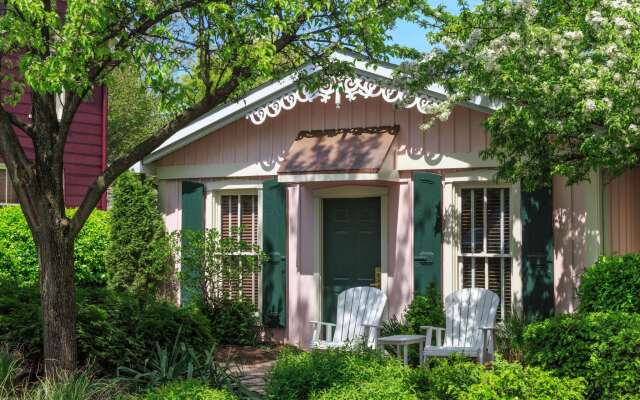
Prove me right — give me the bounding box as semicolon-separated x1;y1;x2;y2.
397;0;640;188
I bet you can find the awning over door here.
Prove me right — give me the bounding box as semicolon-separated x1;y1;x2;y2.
278;126;399;181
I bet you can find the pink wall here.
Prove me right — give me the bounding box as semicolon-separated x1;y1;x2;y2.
606;167;640;254
157;97;489;172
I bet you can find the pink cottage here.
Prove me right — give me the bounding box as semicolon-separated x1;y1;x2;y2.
142;53;639;346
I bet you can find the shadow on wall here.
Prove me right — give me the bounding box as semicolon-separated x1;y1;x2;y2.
553;180;601;314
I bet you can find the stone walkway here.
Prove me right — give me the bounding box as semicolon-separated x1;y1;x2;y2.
215;345;281;396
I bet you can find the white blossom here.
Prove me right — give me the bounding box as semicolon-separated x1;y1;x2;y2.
586;11;606;27
563;31;583;41
629;124;639;132
585;99;597;111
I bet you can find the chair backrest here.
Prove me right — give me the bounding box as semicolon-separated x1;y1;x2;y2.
332;286;387;344
443;288;499;349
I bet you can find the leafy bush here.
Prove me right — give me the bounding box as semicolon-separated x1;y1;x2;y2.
205;298;260;346
409;355;484;400
0;282;214;375
266;347;413;400
495;310;528;362
0;206;108;286
133;379;236;400
578;254;640;313
523;312;640;399
410;356;584;400
405;283;445;334
107;172;174;298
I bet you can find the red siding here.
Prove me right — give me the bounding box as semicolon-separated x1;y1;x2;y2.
0;83;107;209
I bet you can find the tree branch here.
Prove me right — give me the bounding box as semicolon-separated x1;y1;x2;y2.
0;109;39;230
0;105;35;138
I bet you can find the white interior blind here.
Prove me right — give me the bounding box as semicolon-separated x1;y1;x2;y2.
220;194;260;307
460;187;511;319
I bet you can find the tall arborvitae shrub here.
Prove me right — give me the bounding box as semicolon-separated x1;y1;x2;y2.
107;171;173;298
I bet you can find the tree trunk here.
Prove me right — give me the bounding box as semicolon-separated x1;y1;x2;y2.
37;226;77;374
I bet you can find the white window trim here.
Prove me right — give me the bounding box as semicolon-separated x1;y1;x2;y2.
442;171;523;315
207;183;263;314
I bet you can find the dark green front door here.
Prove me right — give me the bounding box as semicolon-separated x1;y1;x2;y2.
323;197;381;323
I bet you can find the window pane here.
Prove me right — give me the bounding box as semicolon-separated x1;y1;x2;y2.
0;169;18;205
487;188;510;254
474;189;484;253
220;195;239;238
461;189;485;253
462;256;486;289
488;257;511;318
461;189;472;253
240;195;258;244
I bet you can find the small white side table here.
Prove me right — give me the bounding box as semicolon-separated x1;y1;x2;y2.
377;334;426;365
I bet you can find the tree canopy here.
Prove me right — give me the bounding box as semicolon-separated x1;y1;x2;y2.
397;0;640;189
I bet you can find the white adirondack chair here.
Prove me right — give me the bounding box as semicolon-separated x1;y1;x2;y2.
310;286;387;349
421;288;499;364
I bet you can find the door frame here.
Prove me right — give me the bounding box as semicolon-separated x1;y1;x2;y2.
312;185;388;323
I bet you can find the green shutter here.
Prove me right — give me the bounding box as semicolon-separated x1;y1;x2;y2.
413;172;442;296
181;181;204;306
521;187;554;321
262;178;287;327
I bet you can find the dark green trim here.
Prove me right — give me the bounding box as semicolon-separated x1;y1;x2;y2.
181;181;204;306
413;172;442;296
521;187;554;321
262;179;287;328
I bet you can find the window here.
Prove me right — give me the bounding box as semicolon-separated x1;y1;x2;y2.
0;164;18;206
460;187;511;319
218;193;260;308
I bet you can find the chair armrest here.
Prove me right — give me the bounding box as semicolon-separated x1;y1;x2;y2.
420;326;445;332
309;321;336;345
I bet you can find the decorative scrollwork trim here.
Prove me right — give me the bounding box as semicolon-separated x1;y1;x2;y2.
246;76;441;125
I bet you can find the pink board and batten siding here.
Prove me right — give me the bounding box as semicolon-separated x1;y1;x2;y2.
156;97;490;169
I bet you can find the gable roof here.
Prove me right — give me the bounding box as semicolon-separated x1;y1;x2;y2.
144;52;496;164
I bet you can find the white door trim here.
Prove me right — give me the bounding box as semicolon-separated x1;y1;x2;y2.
312;185;389;323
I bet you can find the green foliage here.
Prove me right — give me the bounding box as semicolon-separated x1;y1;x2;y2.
205;299;260;346
578;254;640;313
410;356;584;400
398;1;640;188
0;346;23;398
409;355;485;400
107;172;173;298
405;283;445;334
266;348;413;400
133;379;237;400
495;310;528;362
523;312;640;399
21;370;117;400
0;282;214;375
117;331;241;393
0;206;108;287
179;229;267;307
107;66;168;162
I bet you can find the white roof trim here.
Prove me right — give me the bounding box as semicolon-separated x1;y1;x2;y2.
144;52;496;164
